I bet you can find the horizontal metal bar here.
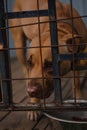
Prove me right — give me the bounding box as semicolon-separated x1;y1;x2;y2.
1;73;87;82
5;10;48;19
4;11;87;20
58;53;87;61
0;103;87;111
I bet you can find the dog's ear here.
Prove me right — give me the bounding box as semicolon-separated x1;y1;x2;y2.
63;34;83;52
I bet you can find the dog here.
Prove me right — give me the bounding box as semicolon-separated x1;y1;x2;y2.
10;0;87;120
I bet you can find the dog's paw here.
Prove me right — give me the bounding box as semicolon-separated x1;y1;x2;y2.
27;111;41;121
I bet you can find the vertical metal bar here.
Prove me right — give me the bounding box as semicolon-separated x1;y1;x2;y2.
36;0;46;107
0;65;2;102
0;25;3;102
0;0;12;105
48;0;62;103
70;0;77;102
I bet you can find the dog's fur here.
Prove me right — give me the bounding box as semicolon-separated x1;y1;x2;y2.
10;0;87;120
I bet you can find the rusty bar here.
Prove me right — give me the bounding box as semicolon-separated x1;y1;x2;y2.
1;73;87;82
0;15;87;30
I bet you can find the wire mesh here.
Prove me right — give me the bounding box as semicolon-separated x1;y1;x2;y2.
0;0;87;125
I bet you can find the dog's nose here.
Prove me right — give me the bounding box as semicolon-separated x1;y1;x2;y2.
27;86;38;97
27;81;54;99
27;82;43;98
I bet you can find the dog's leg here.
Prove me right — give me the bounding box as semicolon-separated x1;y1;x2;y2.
10;20;41;121
27;98;41;121
72;71;82;99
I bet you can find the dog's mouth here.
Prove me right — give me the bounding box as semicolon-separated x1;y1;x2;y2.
27;85;44;98
27;83;53;99
27;86;37;93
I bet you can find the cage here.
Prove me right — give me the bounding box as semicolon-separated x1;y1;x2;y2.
0;0;87;129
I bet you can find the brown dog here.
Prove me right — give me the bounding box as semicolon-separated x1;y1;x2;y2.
10;0;87;120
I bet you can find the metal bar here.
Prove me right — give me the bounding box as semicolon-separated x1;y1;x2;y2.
0;103;87;111
36;0;46;105
0;10;3;102
70;0;77;102
3;11;87;20
0;45;11;105
0;0;12;105
48;0;62;103
0;59;2;102
6;10;48;19
57;53;87;61
1;74;87;81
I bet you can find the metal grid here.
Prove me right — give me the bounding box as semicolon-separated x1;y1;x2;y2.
0;0;87;122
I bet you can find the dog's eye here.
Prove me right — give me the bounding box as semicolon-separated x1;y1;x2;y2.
44;59;52;70
27;55;33;67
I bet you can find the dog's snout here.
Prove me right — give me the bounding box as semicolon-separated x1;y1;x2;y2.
27;82;42;98
27;86;38;97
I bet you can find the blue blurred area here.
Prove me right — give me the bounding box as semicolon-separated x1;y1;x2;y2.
7;0;15;57
6;0;87;57
61;0;87;18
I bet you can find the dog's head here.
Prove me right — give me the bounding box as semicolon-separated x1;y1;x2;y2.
26;33;82;99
